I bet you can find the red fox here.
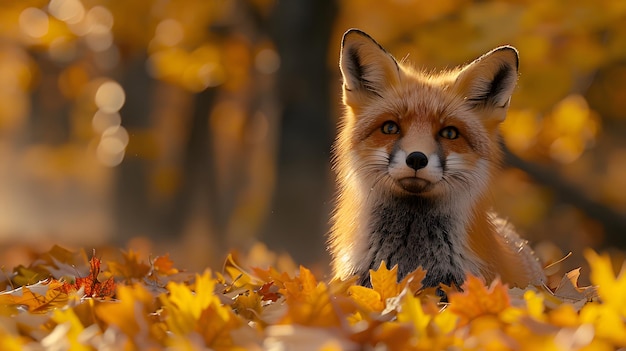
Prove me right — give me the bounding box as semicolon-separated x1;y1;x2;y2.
329;29;545;289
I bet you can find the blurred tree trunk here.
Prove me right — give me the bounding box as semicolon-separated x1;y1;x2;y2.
114;55;155;244
261;0;338;266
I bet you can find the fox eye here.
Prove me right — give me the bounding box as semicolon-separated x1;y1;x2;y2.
439;126;459;139
381;121;400;134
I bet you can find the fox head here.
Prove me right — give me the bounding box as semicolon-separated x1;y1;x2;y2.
335;29;518;203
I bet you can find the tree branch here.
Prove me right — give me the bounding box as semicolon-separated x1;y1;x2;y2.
503;146;626;249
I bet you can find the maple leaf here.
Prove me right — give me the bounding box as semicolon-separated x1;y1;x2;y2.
278;266;342;327
95;282;164;347
232;291;262;321
279;266;318;302
348;285;384;314
370;261;400;302
0;280;69;314
11;265;49;288
48;307;91;351
107;249;151;282
152;254;179;276
398;267;426;294
223;253;258;289
584;249;626;315
281;282;342;328
348;261;421;316
61;252;116;298
252;265;293;291
396;291;432;338
161;270;241;349
161;270;232;331
257;281;280;302
44;246;90;279
448;275;510;326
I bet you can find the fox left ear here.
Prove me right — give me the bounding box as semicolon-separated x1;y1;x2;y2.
453;46;519;122
339;29;401;108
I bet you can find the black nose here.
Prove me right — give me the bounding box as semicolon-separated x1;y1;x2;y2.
406;152;428;170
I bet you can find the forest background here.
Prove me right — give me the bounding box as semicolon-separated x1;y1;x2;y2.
1;0;626;279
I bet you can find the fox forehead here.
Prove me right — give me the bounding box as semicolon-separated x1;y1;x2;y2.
355;72;461;120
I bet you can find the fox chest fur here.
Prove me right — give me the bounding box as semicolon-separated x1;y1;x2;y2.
328;29;545;289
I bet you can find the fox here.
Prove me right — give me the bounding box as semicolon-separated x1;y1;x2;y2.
328;29;545;290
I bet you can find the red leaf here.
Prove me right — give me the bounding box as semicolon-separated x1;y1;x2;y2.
61;250;116;298
258;281;280;302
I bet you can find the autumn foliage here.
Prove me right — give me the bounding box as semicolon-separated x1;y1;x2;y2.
0;245;624;350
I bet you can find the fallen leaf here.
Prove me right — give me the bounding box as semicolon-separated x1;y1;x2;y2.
369;262;399;302
448;275;510;326
552;268;597;304
153;254;179;276
61;252;116;298
107;249;150;282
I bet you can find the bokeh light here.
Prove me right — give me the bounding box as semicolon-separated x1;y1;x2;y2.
97;125;128;167
19;8;49;39
48;0;85;24
154;19;184;47
94;80;125;113
255;48;280;74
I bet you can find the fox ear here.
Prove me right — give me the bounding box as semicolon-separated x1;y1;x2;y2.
340;29;400;106
454;46;519;122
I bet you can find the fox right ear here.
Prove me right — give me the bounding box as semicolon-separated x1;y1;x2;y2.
340;29;400;106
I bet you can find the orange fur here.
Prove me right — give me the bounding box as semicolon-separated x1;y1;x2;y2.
329;29;545;288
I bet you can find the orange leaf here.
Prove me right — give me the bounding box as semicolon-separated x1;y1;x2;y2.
448;275;510;326
399;267;426;294
252;265;292;289
153;254;179;276
107;249;150;281
0;280;69;314
281;282;341;327
279;266;319;302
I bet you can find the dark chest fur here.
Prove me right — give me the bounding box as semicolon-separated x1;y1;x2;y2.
359;197;468;289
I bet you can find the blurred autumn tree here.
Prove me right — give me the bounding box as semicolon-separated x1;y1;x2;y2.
1;0;626;271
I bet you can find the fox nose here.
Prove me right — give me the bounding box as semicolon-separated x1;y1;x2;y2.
406;151;428;170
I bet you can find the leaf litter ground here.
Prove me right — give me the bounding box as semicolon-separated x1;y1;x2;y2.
0;244;623;350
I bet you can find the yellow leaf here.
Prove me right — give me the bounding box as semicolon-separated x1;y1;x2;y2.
584;250;626;316
348;285;384;313
0;329;24;351
232;292;262;321
580;303;626;347
96;283;156;338
523;290;545;320
548;303;580;328
370;261;399;302
223;253;257;289
51;308;91;351
163;270;220;335
397;292;431;338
